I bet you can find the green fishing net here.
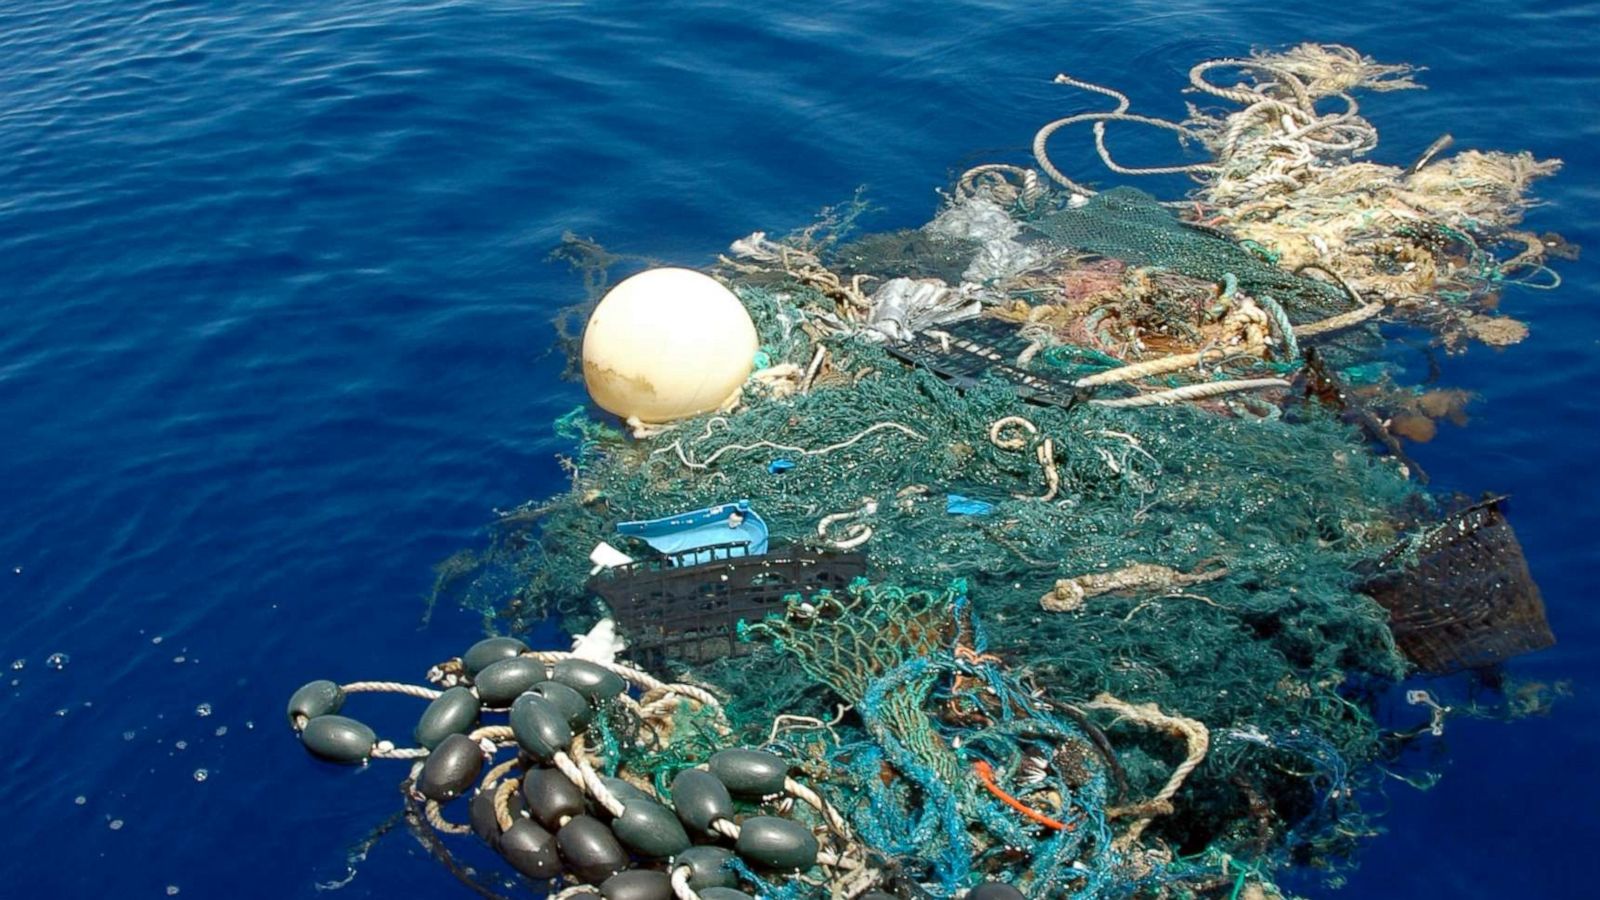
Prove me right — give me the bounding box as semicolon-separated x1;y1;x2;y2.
446;279;1420;888
1026;187;1353;321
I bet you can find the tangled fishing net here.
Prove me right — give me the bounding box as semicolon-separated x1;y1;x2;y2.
291;45;1566;899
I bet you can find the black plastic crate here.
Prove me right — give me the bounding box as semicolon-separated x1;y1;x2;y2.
1359;497;1555;674
590;544;868;668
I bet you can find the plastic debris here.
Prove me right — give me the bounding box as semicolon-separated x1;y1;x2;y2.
616;499;769;563
864;277;980;342
945;494;994;516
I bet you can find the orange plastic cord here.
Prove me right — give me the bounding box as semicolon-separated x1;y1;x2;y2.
971;759;1072;831
954;645;1002;667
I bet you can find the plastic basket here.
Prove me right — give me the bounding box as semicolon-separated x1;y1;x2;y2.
1359;497;1554;674
591;545;868;667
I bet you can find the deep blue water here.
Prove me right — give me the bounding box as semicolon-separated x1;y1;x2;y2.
3;1;1596;896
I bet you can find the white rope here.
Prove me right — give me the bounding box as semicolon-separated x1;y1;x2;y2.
371;743;430;760
652;421;925;471
519;652;729;729
817;499;878;550
1090;378;1290;409
801;345;828;393
987;415;1038;449
468;724;515;744
1073;348;1231;388
784;777;855;842
340;681;443;700
552;749;626;818
986;417;1060;501
424;799;472;835
670;866;703;900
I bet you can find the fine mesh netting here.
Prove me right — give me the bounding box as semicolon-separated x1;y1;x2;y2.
1027;188;1353;321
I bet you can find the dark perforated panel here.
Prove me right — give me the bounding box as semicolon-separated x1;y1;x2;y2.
590;546;869;668
1360;498;1554;673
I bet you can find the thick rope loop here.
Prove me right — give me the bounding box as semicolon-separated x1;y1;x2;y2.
986;417;1060;502
987;416;1038;450
425;799;473;836
1086;693;1209;846
817;498;878;550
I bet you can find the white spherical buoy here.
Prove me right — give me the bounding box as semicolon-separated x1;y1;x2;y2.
581;267;758;424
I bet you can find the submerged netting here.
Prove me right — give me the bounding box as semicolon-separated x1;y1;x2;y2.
291;44;1565;900
742;581;1129;896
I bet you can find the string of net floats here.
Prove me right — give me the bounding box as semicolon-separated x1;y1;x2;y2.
289;609;1244;899
317;44;1568;899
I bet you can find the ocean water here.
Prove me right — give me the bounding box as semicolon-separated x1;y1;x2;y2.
2;1;1596;897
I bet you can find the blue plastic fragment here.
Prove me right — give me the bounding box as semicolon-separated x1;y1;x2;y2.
768;459;796;474
617;500;769;564
945;494;994;516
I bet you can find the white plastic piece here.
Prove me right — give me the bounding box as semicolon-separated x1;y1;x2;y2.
924;197;1043;286
587;542;634;575
865;277;981;342
925;197;1021;243
962;238;1045;285
581;267;758;424
571;618;627;664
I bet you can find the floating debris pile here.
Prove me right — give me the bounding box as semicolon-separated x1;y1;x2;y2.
1029;43;1563;351
289;45;1563;898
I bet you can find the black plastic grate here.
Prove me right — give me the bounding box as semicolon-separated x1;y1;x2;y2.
1359;497;1554;674
590;545;868;668
884;318;1080;409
